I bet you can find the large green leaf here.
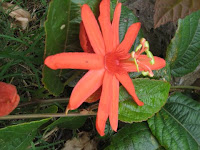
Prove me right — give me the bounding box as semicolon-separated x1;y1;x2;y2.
166;10;200;77
105;122;163;150
119;78;170;123
42;0;100;96
154;0;200;28
0;119;49;150
148;92;200;150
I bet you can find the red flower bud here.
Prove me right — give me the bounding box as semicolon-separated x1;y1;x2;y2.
0;82;20;117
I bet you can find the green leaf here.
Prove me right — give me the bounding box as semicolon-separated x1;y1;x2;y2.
105;122;163;150
148;92;200;150
39;105;58;114
47;116;87;130
119;78;170;123
42;0;100;96
0;119;49;150
166;10;200;77
154;0;200;28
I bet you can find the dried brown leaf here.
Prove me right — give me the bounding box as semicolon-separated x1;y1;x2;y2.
2;2;31;30
62;132;98;150
154;0;200;28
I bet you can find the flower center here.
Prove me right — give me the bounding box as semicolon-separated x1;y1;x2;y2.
104;52;129;74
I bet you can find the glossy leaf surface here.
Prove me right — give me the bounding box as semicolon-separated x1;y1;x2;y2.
166;10;200;77
105;122;163;150
119;78;170;123
148;92;200;150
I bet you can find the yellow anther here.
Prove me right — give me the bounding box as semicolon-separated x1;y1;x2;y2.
145;50;155;65
140;38;146;44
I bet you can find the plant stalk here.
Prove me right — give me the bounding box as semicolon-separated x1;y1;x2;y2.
0;112;96;120
171;85;200;90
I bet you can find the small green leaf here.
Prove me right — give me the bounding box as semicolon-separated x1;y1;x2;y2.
119;78;170;123
47;116;87;130
154;0;200;28
148;92;200;150
105;122;163;150
0;119;49;150
166;10;200;77
39;105;58;114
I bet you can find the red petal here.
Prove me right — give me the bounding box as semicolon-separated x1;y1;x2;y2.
112;3;121;50
44;52;104;70
0;82;20;117
79;22;94;53
116;22;141;54
81;4;105;55
68;69;105;109
116;72;144;106
109;75;119;131
85;87;101;103
98;0;113;53
123;55;166;72
96;71;112;136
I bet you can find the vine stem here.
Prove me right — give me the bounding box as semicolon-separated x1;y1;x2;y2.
0;112;97;120
170;86;200;90
18;98;69;107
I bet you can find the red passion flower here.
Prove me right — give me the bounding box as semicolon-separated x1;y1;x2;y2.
0;82;20;117
44;0;166;136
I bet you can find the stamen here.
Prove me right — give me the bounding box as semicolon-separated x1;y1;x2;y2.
129;38;155;74
130;52;140;72
145;50;155;65
142;71;149;76
135;44;142;52
138;61;154;77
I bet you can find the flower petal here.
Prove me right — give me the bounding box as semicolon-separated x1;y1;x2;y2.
109;75;119;132
96;71;112;136
98;0;113;53
68;69;105;109
44;52;104;70
123;55;166;72
116;72;144;106
79;22;94;53
81;4;105;55
116;22;141;54
112;3;121;50
0;82;20;117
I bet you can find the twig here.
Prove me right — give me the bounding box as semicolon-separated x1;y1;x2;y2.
18;98;69;107
171;86;200;91
0;112;96;120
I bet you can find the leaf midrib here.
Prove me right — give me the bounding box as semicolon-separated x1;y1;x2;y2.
156;0;184;25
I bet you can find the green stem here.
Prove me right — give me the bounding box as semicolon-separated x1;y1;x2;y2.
171;86;200;90
18;98;69;107
0;112;97;120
